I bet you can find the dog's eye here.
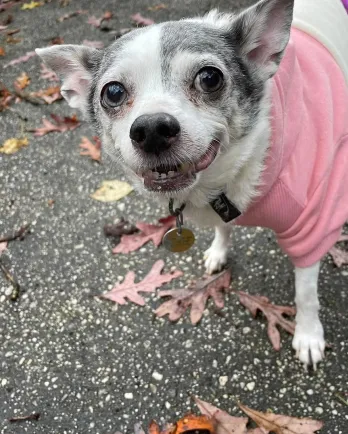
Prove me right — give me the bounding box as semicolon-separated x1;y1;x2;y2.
101;82;127;108
195;67;223;93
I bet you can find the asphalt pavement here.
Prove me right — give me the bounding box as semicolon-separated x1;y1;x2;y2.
1;0;348;433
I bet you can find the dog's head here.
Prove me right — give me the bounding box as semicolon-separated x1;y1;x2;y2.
36;0;294;204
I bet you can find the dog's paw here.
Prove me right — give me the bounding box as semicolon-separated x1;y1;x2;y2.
204;245;228;275
292;321;325;370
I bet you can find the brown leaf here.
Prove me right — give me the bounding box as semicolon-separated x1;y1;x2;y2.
194;397;248;434
238;292;296;351
0;47;5;56
40;63;59;82
6;36;22;44
82;40;105;49
0;137;28;154
30;86;62;104
238;403;324;434
100;259;183;306
3;51;36;68
57;9;87;22
0;242;8;256
14;72;30;90
156;269;231;324
148;4;167;11
87;11;112;28
329;233;348;267
79;136;101;161
112;216;175;254
104;218;138;238
50;36;64;45
131;13;155;26
29;114;80;136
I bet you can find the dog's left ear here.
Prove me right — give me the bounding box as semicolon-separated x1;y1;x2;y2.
35;45;103;116
230;0;294;80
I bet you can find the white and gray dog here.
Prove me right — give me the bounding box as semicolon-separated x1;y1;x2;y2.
36;0;348;369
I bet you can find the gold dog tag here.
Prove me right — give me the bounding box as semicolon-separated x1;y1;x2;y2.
162;227;195;253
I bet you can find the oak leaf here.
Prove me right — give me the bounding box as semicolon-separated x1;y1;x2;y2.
0;137;28;154
238;403;324;434
156;269;231;324
131;13;155;26
194;397;248;434
101;259;182;305
31;86;61;104
87;11;112;28
79;136;101;161
329;234;348;267
14;72;30;90
21;1;43;10
3;51;36;68
112;216;175;254
90;180;133;202
57;10;87;22
30;114;80;136
40;63;59;82
237;292;296;351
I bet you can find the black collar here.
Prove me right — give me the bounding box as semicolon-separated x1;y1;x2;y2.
210;193;241;223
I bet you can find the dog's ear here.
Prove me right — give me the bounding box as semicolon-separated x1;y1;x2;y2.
35;45;103;115
230;0;294;79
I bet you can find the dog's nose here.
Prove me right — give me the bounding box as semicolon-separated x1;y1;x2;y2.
130;113;180;154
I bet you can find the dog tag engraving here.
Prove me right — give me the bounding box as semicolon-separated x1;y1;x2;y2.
163;227;195;253
210;193;241;223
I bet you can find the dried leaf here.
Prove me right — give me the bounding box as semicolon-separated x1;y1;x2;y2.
1;14;13;26
239;403;324;434
131;13;155;26
148;4;167;11
156;269;231;324
91;180;133;202
101;259;183;306
57;9;87;22
329;234;348;267
112;216;175;254
104;218;138;238
30;114;80;136
3;51;36;68
79;136;101;161
238;292;296;351
87;11;112;28
194;397;248;434
82;40;105;49
6;36;22;44
40;63;59;82
50;36;64;45
0;137;28;154
31;86;62;104
14;72;30;90
0;242;8;256
0;47;5;56
21;1;43;10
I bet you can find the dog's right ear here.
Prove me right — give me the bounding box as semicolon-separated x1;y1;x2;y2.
35;45;103;115
230;0;294;80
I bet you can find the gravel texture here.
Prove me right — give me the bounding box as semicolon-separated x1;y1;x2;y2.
1;1;348;433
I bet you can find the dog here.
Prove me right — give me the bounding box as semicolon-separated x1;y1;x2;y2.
36;0;348;369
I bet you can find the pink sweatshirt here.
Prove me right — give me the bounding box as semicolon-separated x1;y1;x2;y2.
235;28;348;268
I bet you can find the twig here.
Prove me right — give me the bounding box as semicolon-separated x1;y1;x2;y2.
9;413;40;423
0;223;30;243
0;259;21;301
335;393;348;407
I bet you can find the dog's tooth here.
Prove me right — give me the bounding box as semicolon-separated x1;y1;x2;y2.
153;172;159;179
168;171;175;178
161;173;167;179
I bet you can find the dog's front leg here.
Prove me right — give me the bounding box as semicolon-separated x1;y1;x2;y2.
292;261;325;370
204;224;232;274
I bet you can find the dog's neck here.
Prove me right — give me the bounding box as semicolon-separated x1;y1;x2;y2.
183;84;272;227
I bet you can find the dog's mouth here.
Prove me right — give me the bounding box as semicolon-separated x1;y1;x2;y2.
137;141;220;192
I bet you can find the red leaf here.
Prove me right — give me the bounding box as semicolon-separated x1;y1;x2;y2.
329;233;348;267
29;114;80;136
40;63;59;82
79;136;101;161
3;51;36;68
156;269;231;324
82;40;104;49
238;292;296;351
131;13;155;26
87;11;112;28
112;216;175;254
101;259;183;306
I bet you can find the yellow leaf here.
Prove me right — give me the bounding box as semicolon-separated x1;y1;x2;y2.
15;72;31;90
21;1;43;10
91;180;133;202
0;137;28;155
